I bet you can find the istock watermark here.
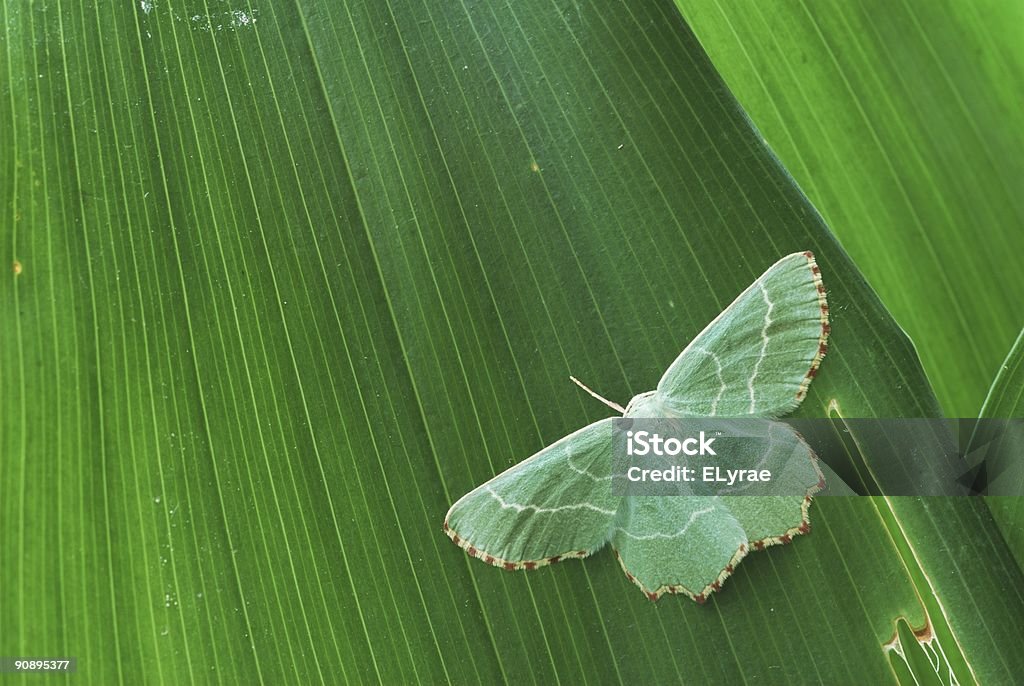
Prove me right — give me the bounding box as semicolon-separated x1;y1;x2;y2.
611;418;821;497
625;429;717;457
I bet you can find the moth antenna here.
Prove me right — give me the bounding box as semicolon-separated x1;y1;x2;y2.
569;375;627;414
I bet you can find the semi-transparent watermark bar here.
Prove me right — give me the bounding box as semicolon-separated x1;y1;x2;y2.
608;418;1023;496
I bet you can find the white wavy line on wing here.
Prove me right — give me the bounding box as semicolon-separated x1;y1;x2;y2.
748;282;774;413
693;346;725;416
613;505;715;540
566;451;613;482
485;485;616;516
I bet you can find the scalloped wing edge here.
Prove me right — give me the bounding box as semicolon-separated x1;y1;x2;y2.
794;251;830;405
613;489;817;603
442;520;602;570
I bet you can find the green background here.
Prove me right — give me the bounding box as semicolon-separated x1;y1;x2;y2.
2;0;1021;683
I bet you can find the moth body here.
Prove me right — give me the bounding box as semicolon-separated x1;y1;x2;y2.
623;391;661;418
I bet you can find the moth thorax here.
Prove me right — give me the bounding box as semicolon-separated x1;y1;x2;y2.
623;391;660;418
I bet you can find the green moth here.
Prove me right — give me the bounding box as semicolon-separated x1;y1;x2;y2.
444;252;830;602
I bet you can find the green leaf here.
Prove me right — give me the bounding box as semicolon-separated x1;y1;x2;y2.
677;0;1024;417
978;328;1024;566
1;1;1021;684
878;496;1024;685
